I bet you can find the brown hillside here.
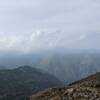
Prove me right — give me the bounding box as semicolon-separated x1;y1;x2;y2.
29;72;100;100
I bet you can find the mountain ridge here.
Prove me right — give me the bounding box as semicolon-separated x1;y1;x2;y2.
0;52;100;84
0;65;61;100
30;72;100;100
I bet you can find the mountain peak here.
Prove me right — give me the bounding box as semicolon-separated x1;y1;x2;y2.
16;65;37;72
17;65;33;69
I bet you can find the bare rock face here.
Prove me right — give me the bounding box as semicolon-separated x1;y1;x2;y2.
29;72;100;100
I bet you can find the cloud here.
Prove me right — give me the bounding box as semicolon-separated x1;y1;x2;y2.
0;0;100;52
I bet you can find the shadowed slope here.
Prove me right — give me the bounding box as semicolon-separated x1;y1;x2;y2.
0;65;61;100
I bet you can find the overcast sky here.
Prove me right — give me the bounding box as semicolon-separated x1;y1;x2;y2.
0;0;100;52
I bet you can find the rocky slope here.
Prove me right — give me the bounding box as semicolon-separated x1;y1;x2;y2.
30;72;100;100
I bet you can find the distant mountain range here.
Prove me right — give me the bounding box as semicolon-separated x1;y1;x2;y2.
0;50;100;84
29;72;100;100
36;52;100;83
0;66;61;100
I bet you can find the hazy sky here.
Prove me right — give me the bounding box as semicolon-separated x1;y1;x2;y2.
0;0;100;52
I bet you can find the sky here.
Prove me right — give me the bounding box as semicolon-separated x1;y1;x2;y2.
0;0;100;53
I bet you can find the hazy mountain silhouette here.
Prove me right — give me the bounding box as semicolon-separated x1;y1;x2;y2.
0;49;100;84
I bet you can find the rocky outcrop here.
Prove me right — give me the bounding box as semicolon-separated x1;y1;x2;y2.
29;72;100;100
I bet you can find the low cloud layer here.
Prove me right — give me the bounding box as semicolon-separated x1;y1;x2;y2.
0;0;100;52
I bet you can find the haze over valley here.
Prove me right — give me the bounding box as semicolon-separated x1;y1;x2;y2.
0;49;100;84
